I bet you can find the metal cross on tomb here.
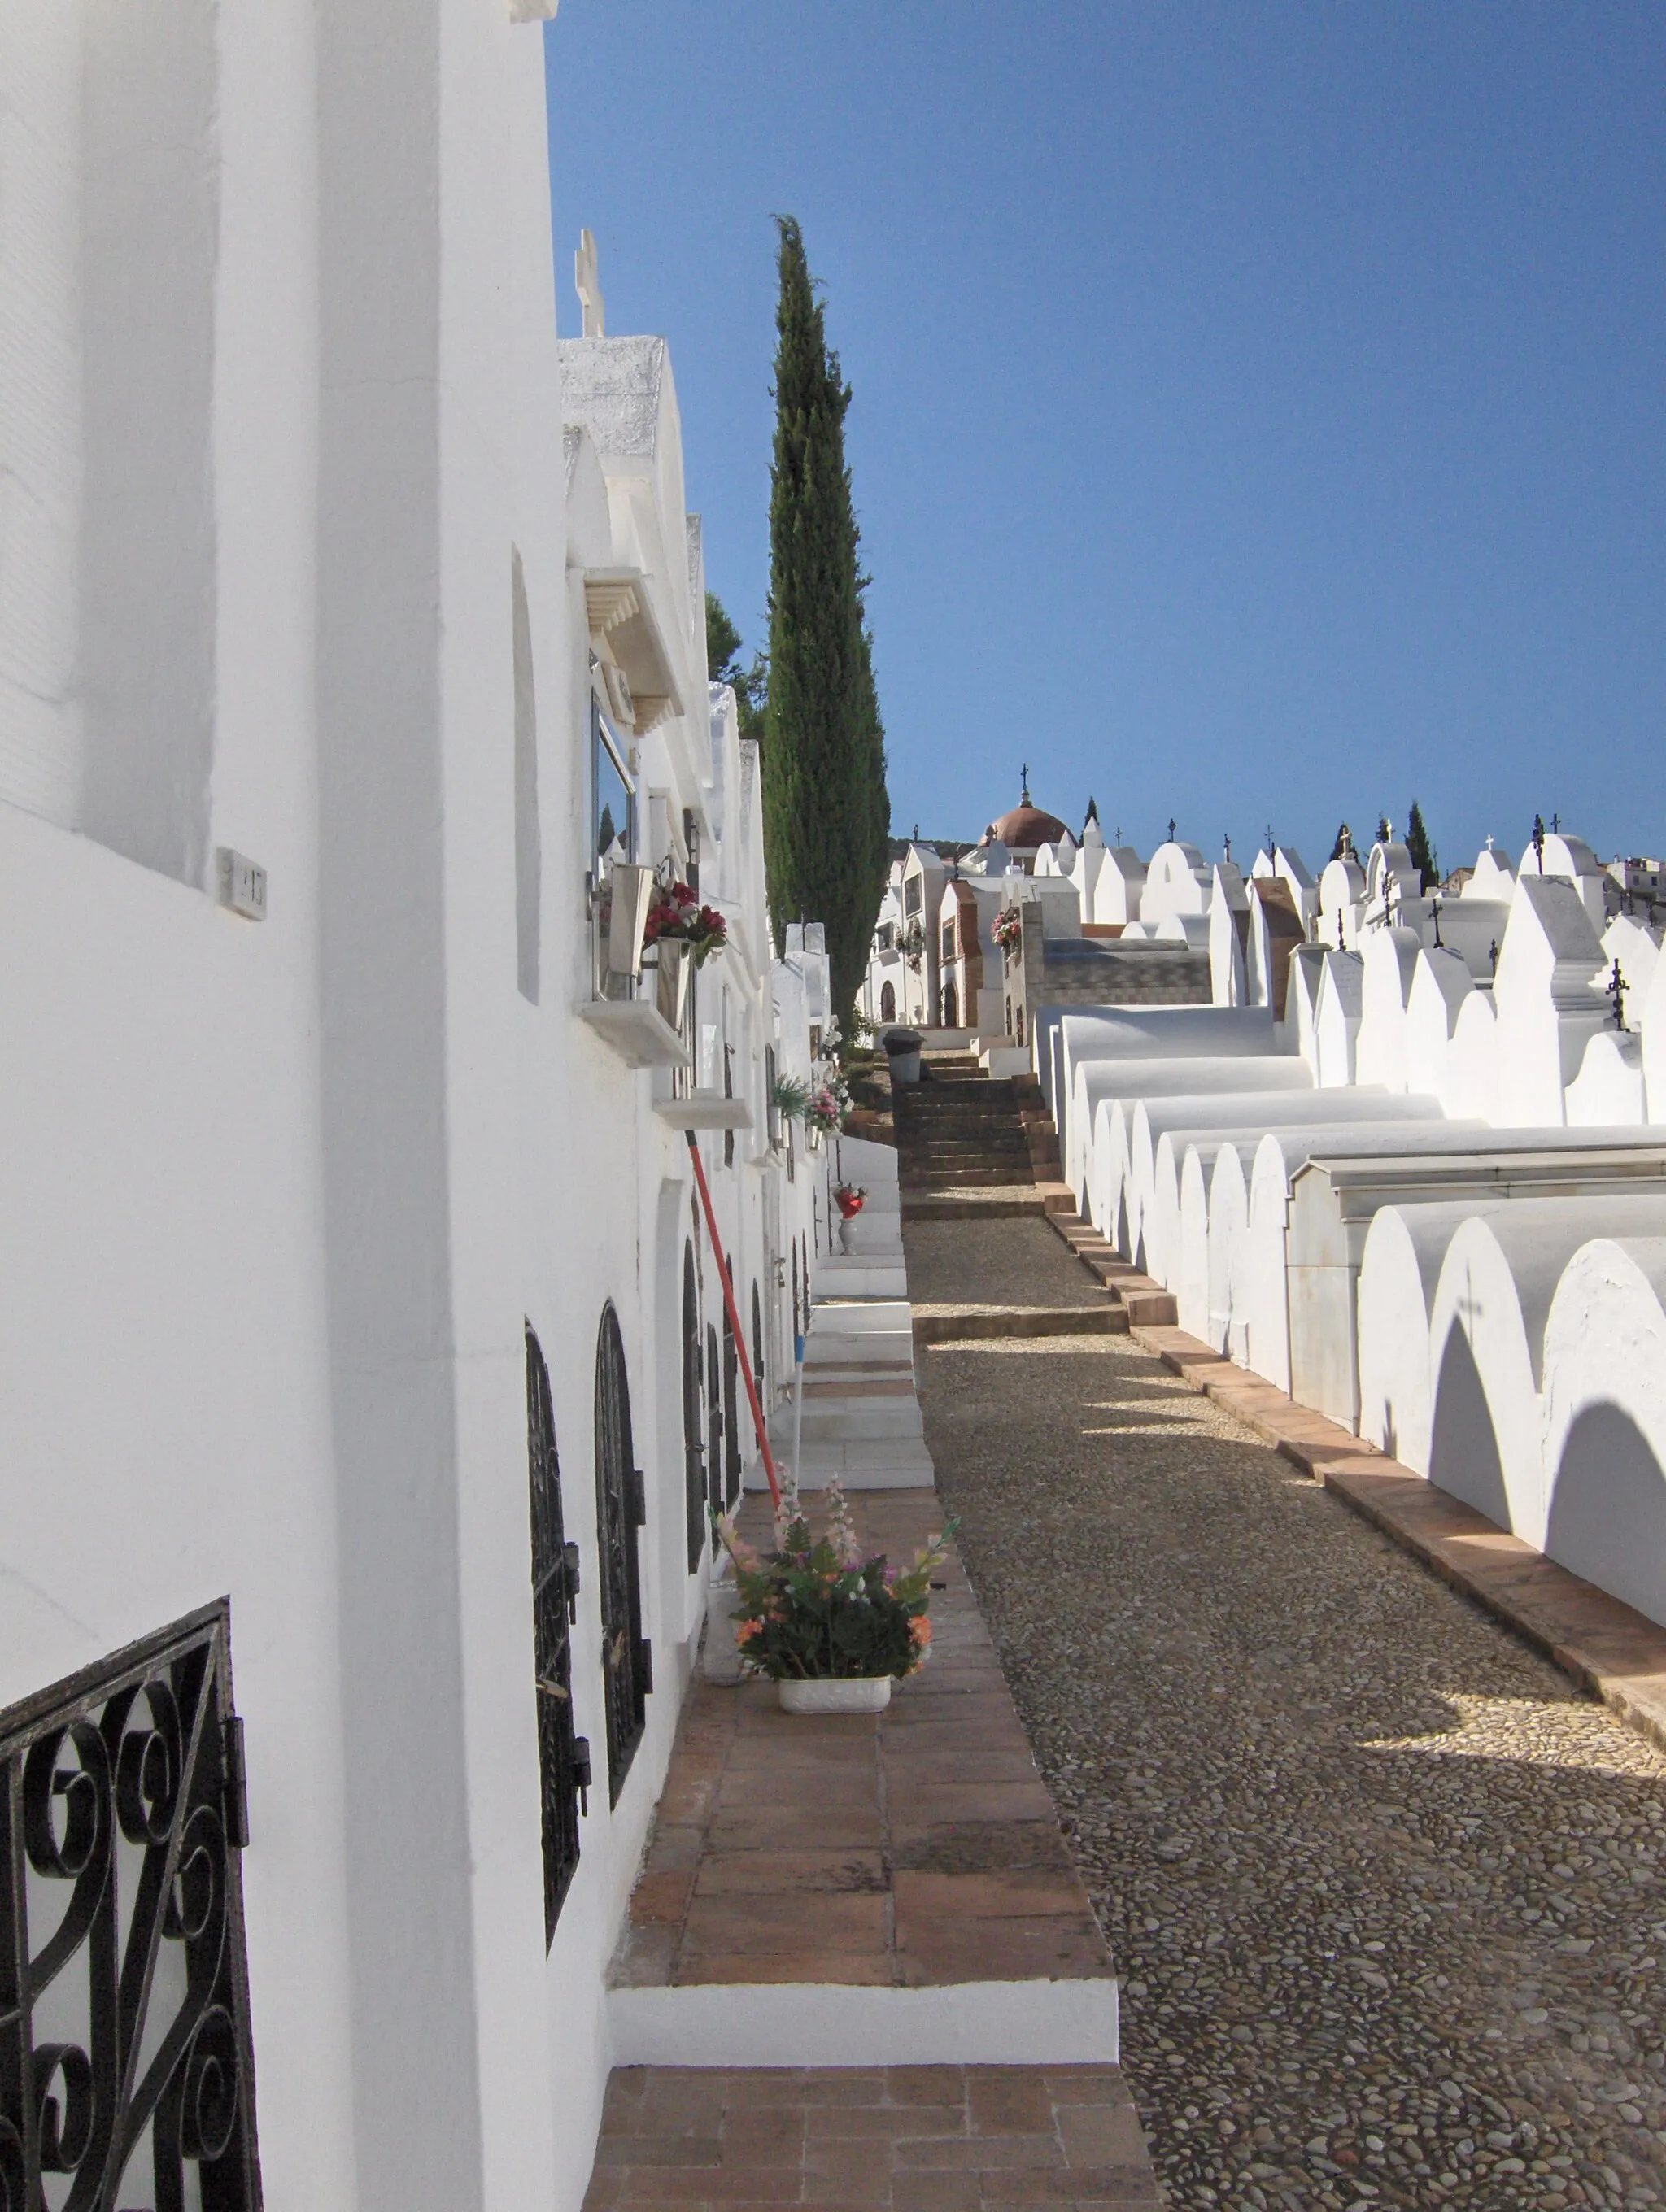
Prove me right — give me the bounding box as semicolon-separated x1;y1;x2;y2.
1609;958;1628;1032
575;227;605;337
1168;817;1177;842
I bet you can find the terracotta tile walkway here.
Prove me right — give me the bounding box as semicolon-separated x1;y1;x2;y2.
586;2062;1163;2211
611;1491;1109;1992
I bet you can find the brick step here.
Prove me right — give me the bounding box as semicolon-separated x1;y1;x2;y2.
906;1172;1032;1186
905;1157;1031;1170
912;1304;1130;1343
903;1108;1025;1122
905;1122;1027;1138
898;1079;1010;1094
901;1193;1047;1220
908;1149;1031;1168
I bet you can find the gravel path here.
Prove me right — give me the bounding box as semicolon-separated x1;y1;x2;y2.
906;1221;1666;2212
903;1217;1109;1308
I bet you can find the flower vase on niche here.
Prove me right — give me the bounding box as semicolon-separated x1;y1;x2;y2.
654;937;692;1030
715;1480;955;1715
833;1182;866;1254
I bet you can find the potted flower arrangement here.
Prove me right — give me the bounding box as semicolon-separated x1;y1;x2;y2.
992;905;1023;960
806;1076;849;1139
832;1180;866;1253
771;1073;811;1124
645;882;728;1026
716;1481;956;1713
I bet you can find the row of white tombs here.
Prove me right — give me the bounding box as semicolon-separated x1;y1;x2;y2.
1039;855;1666;1634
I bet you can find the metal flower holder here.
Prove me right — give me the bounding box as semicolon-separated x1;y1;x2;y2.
603;862;655;993
654;937;693;1030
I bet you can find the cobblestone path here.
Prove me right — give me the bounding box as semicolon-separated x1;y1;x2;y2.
905;1216;1666;2212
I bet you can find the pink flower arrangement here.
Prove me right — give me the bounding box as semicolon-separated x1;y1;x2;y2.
712;1478;957;1683
644;881;729;966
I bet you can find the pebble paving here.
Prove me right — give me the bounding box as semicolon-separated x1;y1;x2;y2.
903;1217;1666;2212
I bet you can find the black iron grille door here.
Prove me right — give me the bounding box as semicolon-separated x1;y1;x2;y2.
594;1304;651;1803
681;1247;704;1574
0;1602;262;2210
722;1302;741;1510
704;1324;723;1546
526;1323;588;1946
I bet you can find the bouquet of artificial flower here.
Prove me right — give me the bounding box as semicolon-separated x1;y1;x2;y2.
992;905;1023;952
644;881;729;966
833;1182;866;1220
807;1077;849;1135
715;1481;956;1682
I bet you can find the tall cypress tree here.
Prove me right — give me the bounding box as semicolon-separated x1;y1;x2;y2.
761;216;890;1021
1406;799;1438;891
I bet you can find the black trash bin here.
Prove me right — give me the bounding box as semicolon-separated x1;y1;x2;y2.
882;1026;924;1086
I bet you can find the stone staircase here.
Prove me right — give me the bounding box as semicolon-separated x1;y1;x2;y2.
892;1058;1061;1220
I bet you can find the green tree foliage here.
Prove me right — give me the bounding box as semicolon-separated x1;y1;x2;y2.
704;590;767;739
705;592;742;678
761;216;890;1020
1406;799;1438;891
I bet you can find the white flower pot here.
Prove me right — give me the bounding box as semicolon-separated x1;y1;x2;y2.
777;1675;893;1715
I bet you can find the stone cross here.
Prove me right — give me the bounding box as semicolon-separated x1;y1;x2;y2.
576;228;605;338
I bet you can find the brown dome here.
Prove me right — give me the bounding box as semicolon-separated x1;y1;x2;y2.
984;799;1070;851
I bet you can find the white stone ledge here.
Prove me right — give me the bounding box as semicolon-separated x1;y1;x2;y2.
608;1977;1119;2070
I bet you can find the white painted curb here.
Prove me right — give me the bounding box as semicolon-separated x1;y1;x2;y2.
608;1978;1119;2069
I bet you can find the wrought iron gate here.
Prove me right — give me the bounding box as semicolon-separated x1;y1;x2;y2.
0;1602;263;2210
751;1282;765;1458
681;1245;705;1573
594;1304;651;1802
704;1324;723;1545
722;1298;741;1509
526;1323;588;1944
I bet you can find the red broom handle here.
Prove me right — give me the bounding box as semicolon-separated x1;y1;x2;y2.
685;1130;783;1512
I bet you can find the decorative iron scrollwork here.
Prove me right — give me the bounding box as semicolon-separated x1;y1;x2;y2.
682;1244;705;1574
526;1323;587;1946
0;1601;262;2210
595;1304;651;1805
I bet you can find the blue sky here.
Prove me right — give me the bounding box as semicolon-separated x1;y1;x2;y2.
545;4;1664;874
